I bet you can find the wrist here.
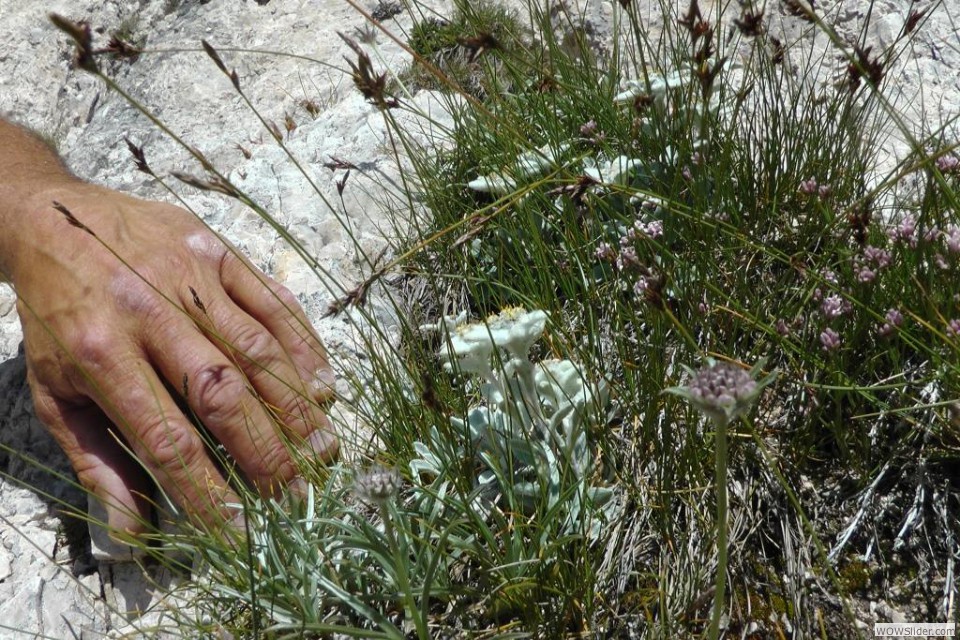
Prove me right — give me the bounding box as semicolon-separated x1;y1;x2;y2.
0;178;98;286
0;118;84;284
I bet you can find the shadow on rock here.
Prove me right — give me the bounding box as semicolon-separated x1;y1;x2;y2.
0;345;94;571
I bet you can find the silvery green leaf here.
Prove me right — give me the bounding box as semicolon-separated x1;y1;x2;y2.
514;481;540;497
587;486;614;507
514;142;570;177
467;407;491;443
467;173;516;194
479;381;504;406
566;493;581;523
513;481;542;512
595;379;610;408
410;442;445;476
548;403;575;435
504;438;539;468
569;430;590;476
614;70;693;104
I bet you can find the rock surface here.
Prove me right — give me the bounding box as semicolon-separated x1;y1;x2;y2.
0;0;436;634
0;0;957;636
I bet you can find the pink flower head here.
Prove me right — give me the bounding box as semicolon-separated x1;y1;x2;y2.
775;318;791;336
947;319;960;339
888;214;918;247
863;245;891;268
945;226;960;254
595;242;615;261
855;266;876;283
617;246;639;270
935;154;960;173
636;219;663;239
633;277;649;297
821;294;851;319
799;178;819;195
878;308;903;337
820;327;842;351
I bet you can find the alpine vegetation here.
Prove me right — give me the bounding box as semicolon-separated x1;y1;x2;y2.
36;0;960;637
415;308;616;538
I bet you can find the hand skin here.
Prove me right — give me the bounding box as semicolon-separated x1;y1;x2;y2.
0;118;338;539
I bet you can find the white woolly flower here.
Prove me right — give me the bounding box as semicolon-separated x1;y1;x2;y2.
484;307;547;359
436;307;547;375
443;322;497;376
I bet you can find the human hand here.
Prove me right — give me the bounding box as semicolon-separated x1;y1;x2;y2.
10;182;337;538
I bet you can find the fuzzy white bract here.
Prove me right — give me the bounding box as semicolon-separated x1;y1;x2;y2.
414;308;615;537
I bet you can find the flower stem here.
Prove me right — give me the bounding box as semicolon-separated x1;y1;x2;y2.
708;417;729;640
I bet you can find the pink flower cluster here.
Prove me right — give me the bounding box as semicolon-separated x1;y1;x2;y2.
935;154;960;173
947;319;960;339
820;327;841;352
886;214;918;248
596;217;666;298
820;294;852;319
799;178;832;198
852;245;891;283
877;308;903;337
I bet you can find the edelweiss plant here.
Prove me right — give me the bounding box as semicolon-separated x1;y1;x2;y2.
415;308;615;536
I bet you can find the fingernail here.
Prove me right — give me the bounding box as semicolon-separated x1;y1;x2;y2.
311;368;337;400
304;428;339;463
288;476;310;498
87;494;142;562
223;509;248;540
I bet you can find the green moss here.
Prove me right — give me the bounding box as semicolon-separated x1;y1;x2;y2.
839;558;872;594
768;592;794;618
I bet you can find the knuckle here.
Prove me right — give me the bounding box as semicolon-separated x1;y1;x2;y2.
185;230;228;264
192;364;248;425
110;270;166;316
64;329;130;388
249;439;296;487
230;323;277;366
137;414;203;471
68;327;116;365
268;282;301;312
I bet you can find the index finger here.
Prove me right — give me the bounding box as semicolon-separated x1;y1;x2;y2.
220;250;335;403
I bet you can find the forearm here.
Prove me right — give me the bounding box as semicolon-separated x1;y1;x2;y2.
0;118;81;283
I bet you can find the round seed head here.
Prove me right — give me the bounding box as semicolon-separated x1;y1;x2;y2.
681;362;762;425
354;465;401;505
